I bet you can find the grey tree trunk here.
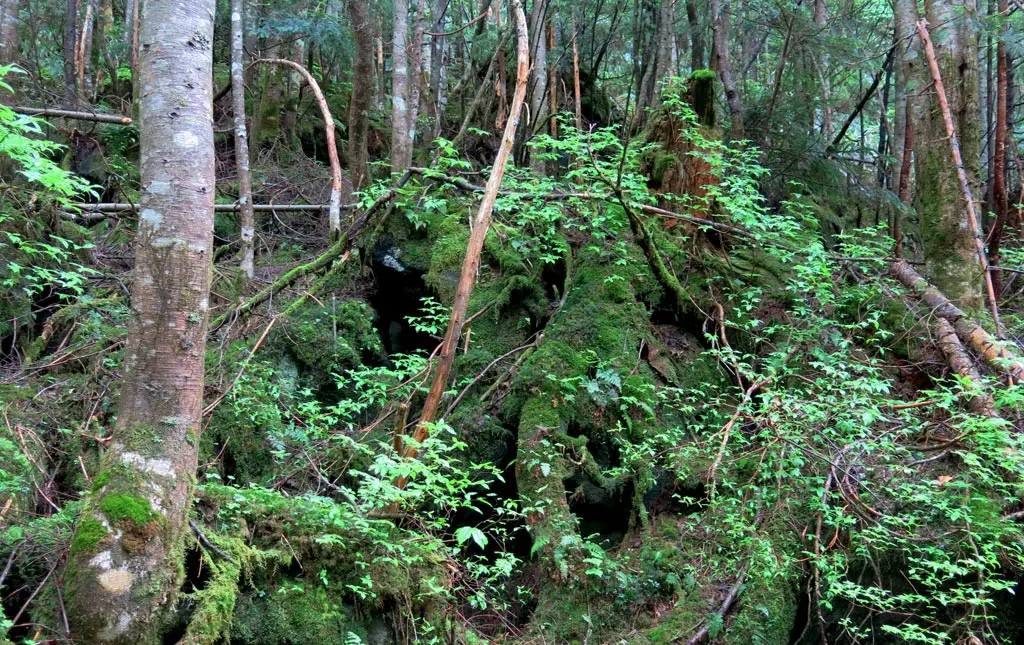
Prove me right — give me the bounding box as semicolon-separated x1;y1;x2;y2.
711;0;743;140
231;0;255;278
64;0;217;642
915;0;984;309
0;0;19;63
64;0;78;102
348;0;374;191
124;0;138;81
392;0;413;171
685;0;704;70
528;0;548;173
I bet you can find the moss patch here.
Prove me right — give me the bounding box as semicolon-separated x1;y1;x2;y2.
101;493;157;525
70;516;109;554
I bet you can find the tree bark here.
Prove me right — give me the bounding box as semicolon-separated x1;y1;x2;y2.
397;0;530;471
63;0;78;102
528;0;548;172
256;59;343;238
572;9;582;130
231;0;255;278
989;0;1008;295
913;3;986;314
685;0;704;69
0;0;19;63
65;0;217;641
916;18;1001;333
710;0;743;141
347;0;374;191
392;0;414;171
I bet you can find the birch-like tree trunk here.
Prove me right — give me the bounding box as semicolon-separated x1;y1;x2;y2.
65;0;216;641
231;0;255;278
392;0;413;171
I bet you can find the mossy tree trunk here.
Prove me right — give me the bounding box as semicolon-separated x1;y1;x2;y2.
913;0;983;310
65;0;216;640
0;0;18;63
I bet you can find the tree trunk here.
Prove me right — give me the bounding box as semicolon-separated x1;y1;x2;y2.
0;0;19;63
989;0;1008;295
347;0;374;191
685;0;704;69
572;9;582;130
65;0;216;641
64;0;78;103
547;21;557;138
913;0;984;311
124;0;138;82
528;0;548;172
231;0;255;278
77;0;95;95
710;0;743;140
392;0;413;171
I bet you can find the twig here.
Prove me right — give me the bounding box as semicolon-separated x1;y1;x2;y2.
189;520;237;564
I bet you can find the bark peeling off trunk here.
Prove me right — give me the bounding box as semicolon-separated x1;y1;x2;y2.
65;0;216;642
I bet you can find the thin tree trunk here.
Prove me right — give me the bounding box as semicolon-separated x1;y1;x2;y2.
124;0;138;82
989;0;1008;295
257;58;343;238
711;0;742;140
231;0;255;278
547;21;557;137
63;0;78;103
347;0;374;191
572;9;582;130
65;0;217;641
528;0;548;171
76;1;94;94
397;0;530;473
0;0;19;63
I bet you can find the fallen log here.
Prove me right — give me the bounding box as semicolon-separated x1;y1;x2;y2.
933;318;996;416
891;260;1024;381
7;106;133;125
66;202;357;213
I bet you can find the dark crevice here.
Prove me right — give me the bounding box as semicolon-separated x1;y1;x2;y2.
368;237;437;357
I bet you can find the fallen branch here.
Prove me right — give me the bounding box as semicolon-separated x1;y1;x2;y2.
891;260;1024;381
395;0;530;473
255;58;344;238
917;21;1003;337
8;106;132;125
189;520;237;564
933;318;996;416
65;202;358;214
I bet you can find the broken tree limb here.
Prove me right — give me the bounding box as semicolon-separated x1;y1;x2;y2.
396;0;530;473
933;318;996;416
916;20;1004;338
891;260;1024;381
7;106;132;125
65;202;358;213
255;58;344;239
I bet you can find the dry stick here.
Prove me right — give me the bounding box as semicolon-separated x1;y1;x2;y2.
395;0;530;476
442;335;540;418
891;260;1024;381
7;106;132;125
255;58;343;239
707;378;770;498
684;561;751;645
916;21;1004;338
231;0;256;278
66;202;357;213
826;46;894;153
933;317;996;416
203;316;278;417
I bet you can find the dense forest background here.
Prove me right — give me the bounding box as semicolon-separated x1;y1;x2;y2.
2;0;1024;642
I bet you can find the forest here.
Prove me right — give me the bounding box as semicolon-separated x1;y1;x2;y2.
2;0;1024;642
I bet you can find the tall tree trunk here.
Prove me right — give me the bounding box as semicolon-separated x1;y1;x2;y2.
686;0;704;69
77;0;95;95
347;0;374;191
914;0;984;310
547;21;557;137
124;0;138;82
231;0;255;278
64;0;78;103
64;0;216;641
392;0;413;171
0;0;19;63
989;0;1008;295
572;9;582;130
528;0;548;172
710;0;743;140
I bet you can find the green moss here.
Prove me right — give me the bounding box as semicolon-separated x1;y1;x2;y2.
689;68;717;81
70;516;108;554
101;493;157;525
91;470;111;492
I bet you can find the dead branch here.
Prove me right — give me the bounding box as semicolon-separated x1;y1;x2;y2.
933;318;996;416
255;58;344;238
395;0;530;473
8;106;132;125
